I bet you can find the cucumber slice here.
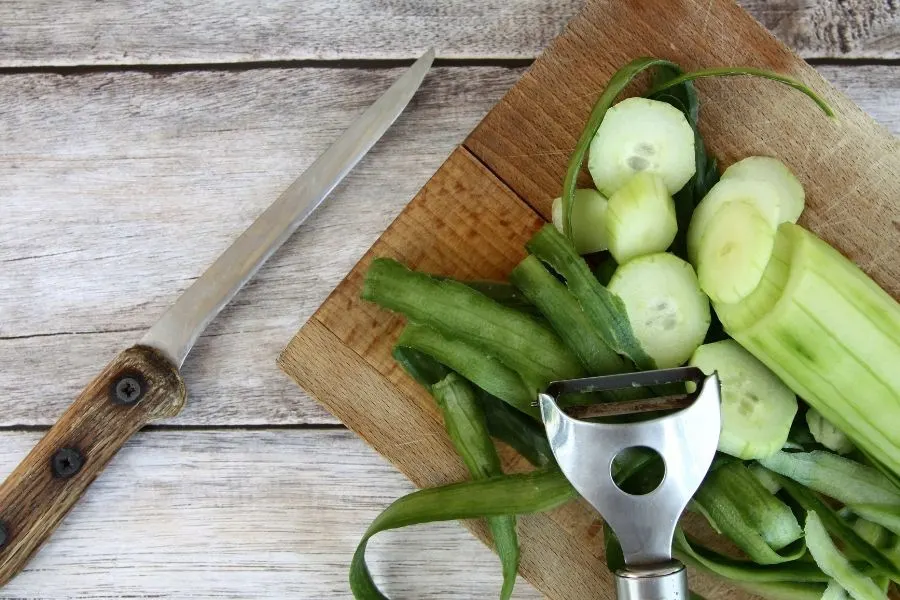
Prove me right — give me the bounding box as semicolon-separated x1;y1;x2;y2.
550;188;609;254
587;97;695;196
687;177;782;265
690;339;798;460
806;408;855;455
696;199;777;304
722;156;805;224
713;227;792;332
608;252;709;368
605;172;677;264
805;511;885;600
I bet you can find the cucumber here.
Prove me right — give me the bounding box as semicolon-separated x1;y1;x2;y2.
689;340;798;460
696;199;778;304
608;252;709;368
713;228;792;332
605;172;677;264
731;223;900;475
805;511;885;600
722;156;805;224
687;177;782;265
550;188;610;254
806;408;855;455
587;97;696;196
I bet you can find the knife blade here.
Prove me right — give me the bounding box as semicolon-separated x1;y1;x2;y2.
0;48;434;586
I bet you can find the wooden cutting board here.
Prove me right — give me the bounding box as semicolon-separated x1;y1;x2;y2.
278;0;900;598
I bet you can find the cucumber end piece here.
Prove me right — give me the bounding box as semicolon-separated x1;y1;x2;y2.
606;172;677;265
551;188;610;255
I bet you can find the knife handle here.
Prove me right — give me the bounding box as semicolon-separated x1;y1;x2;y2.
0;345;185;586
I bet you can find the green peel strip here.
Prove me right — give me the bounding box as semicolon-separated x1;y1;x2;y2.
349;469;578;599
527;225;656;370
432;373;519;600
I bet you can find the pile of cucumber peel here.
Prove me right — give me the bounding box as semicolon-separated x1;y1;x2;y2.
352;58;900;600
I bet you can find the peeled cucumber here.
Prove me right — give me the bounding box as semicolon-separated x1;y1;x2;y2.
728;222;900;475
588;97;696;196
605;172;677;264
690;340;797;460
696;200;778;305
608;252;709;368
687;177;782;265
722;156;805;224
551;188;609;255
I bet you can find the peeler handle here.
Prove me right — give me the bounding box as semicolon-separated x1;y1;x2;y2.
615;560;688;600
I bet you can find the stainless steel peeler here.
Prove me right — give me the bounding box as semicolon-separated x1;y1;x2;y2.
539;367;721;600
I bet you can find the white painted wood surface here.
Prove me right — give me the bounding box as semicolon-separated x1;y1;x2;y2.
0;1;897;596
0;430;541;599
0;0;896;65
1;65;896;428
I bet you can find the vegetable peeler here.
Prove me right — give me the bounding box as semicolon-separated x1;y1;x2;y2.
539;367;721;600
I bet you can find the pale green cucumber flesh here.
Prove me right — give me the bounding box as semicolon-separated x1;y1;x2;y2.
734;224;900;475
605;171;677;264
697;199;777;304
715;227;794;333
722;156;805;223
806;408;855;455
690;339;797;459
608;252;709;368
687;176;782;265
587;97;695;196
551;188;610;255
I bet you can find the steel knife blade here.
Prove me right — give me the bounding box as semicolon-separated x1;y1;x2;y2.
0;48;434;586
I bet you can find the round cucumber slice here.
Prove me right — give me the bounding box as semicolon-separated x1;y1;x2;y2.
587;97;696;197
605;172;677;264
690;339;798;460
551;188;609;254
687;177;782;265
722;156;805;224
608;252;710;368
696;200;777;305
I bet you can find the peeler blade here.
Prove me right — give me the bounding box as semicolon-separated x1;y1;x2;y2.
539;369;721;566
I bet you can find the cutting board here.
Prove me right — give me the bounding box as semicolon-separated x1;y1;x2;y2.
278;0;900;598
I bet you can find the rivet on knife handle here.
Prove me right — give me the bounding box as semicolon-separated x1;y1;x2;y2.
0;345;185;586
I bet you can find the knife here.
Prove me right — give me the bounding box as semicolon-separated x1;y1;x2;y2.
0;48;434;586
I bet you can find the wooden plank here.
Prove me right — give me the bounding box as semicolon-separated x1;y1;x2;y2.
0;0;895;66
0;428;542;599
465;0;900;298
0;66;518;427
0;64;896;427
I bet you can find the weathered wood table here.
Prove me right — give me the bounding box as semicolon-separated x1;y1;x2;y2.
0;1;897;597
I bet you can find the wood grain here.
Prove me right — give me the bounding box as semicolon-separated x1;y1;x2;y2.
0;345;184;588
0;429;543;600
0;65;896;427
0;66;518;427
279;1;900;598
281;148;743;600
466;0;900;298
0;0;895;66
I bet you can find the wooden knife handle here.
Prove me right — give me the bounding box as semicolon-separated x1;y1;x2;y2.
0;345;185;586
